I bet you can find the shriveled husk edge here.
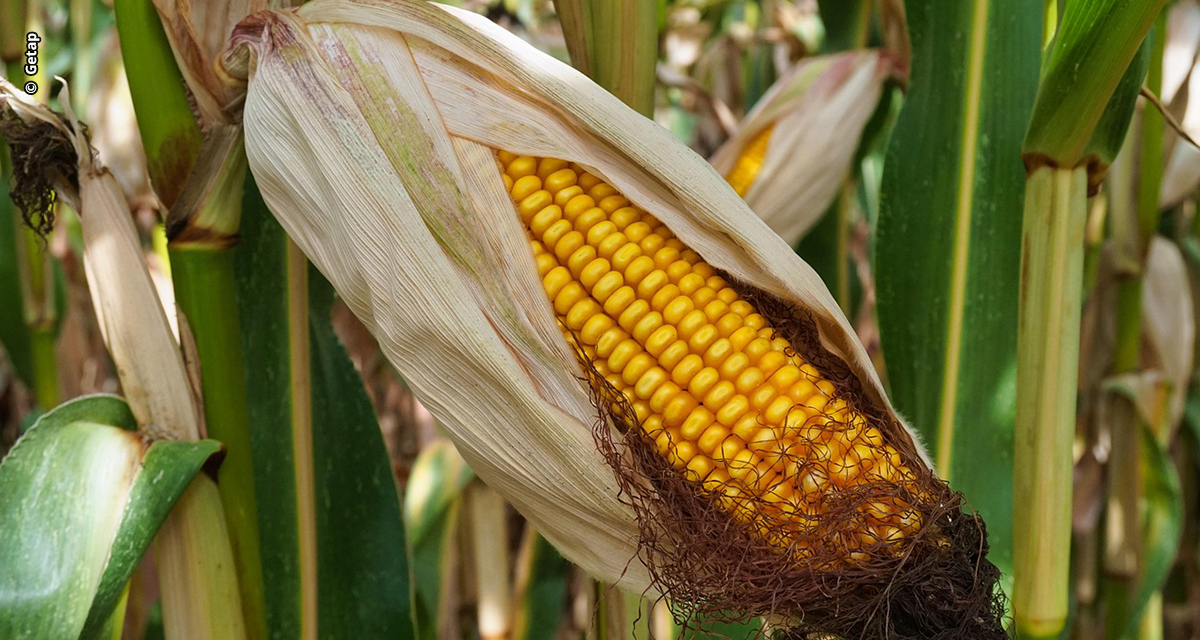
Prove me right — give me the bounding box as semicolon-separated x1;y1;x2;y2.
708;51;891;246
220;1;1003;636
0;80;200;440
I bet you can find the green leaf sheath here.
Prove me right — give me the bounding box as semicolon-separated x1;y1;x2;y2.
552;0;658;117
512;532;571;640
875;0;1040;589
169;247;267;638
1013;166;1089;639
113;0;201;210
0;396;219;640
0;141;33;388
817;0;871;52
1023;0;1167;168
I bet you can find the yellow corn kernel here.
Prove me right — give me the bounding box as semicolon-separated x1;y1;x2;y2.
720;124;777;194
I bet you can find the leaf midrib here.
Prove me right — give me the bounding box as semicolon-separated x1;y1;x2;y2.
936;0;991;479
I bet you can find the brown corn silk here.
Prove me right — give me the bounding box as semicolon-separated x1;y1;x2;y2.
498;152;1005;639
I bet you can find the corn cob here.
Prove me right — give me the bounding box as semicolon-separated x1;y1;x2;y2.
497;151;920;557
723;125;774;197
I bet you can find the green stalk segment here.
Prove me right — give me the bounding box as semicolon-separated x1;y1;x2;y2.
0;138;34;396
169;246;267;639
1023;0;1167;170
3;58;62;409
0;0;27;64
70;0;93;113
1013;165;1088;639
19;197;60;410
165;128;264;638
113;0;202;210
553;0;657;117
156;475;249;640
28;326;58;408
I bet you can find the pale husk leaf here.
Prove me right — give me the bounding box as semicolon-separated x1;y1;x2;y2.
708;50;890;245
0;79;200;440
1141;236;1194;432
225;0;927;591
1161;0;1200;207
150;0;266;125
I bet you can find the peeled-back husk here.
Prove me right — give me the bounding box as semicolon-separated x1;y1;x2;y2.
221;2;1004;636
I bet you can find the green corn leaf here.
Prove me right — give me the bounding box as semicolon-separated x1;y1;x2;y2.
875;0;1042;591
404;439;474;640
237;176;412;639
512;530;571;640
1023;0;1168;168
0;395;221;639
1082;36;1150;175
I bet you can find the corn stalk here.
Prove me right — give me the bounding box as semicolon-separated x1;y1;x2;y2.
1014;2;1167;636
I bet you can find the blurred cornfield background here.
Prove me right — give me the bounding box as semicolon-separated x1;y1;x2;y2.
0;0;1197;638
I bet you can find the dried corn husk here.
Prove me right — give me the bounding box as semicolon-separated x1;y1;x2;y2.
148;0;265;127
1160;0;1200;207
709;51;892;246
0;79;246;639
220;2;1002;636
0;79;199;440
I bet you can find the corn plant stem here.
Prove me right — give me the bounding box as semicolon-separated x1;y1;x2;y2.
22;0;44;101
621;591;648;640
0;78;30;391
5;50;60;409
594;581;626;640
70;0;92;114
19;202;60;411
28;325;58;407
1013;165;1088;639
169;246;267;640
1103;16;1166;636
554;0;657;117
554;0;590;79
113;0;201;210
0;0;24;63
155;474;249;640
853;1;871;49
468;483;511;640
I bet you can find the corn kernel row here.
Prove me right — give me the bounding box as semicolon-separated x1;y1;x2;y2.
497;150;919;553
